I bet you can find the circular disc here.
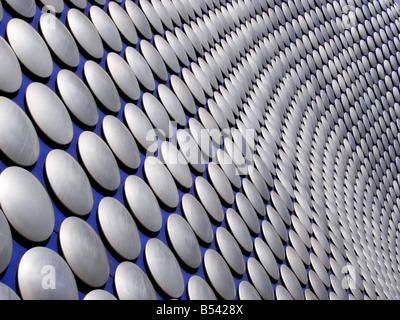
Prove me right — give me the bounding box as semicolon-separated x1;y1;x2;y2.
289;229;310;265
0;35;22;93
167;213;202;269
108;1;138;45
17;247;78;300
198;57;218;90
160;141;193;190
176;129;206;173
0;97;40;167
59;217;110;288
191;62;213;97
142;92;173;140
243;178;266;217
5;0;36;18
144;156;179;210
0;167;54;243
238;281;262;300
165;30;189;66
226;208;253;253
114;261;157;300
162;0;181;26
254;237;280;281
45;149;93;217
40;0;64;13
175;27;197;61
98;197;141;261
39;13;80;68
84;290;117;300
145;238;184;299
224;137;246;173
124;103;158;154
216;149;242;190
248;165;270;201
280;264;304;300
261;220;285;261
184;24;204;56
266;205;288;243
0;283;20;300
78;131;120;192
203;249;236;300
195;176;224;223
189;118;215;160
276;285;293;300
235;192;260;235
182;68;206;105
140;39;168;82
286;246;308;285
125;46;156;92
198;107;222;147
67;8;104;59
216;226;246;275
152;0;174;31
0;209;12;274
90;5;122;52
308;270;329;300
56;69;99;128
125;0;152;40
106;52;140;101
181;193;213;244
124;175;162;233
208;162;234;205
170;74;196;115
187;275;217;300
25;82;73;146
102;115;140;171
83;60;121;114
154;35;180;74
247;257;274;300
271;191;291;226
68;0;86;10
157;84;187;127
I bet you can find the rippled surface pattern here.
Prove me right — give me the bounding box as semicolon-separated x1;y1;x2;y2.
1;0;400;300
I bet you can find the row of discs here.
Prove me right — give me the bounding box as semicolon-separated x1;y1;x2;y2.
1;0;400;301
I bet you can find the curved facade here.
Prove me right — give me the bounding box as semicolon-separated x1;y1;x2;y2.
1;0;400;300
